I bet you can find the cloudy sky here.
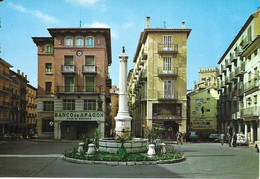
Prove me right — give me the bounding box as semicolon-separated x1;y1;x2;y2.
0;0;259;89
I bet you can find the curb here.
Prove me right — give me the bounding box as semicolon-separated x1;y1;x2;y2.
61;155;185;166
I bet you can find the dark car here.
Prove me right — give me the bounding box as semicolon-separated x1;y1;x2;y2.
209;134;221;142
188;131;199;142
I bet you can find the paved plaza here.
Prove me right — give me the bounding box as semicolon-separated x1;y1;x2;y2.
0;140;259;178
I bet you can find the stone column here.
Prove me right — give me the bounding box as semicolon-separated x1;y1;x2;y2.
257;122;260;142
98;121;105;138
238;123;242;133
245;122;248;142
250;122;254;144
115;47;132;137
54;121;61;140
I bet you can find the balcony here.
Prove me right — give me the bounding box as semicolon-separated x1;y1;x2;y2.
60;65;76;74
235;62;245;78
158;44;178;54
0;101;10;108
158;91;178;101
244;79;259;92
0;86;12;94
158;67;178;79
242;106;260;117
82;65;97;75
231;52;238;62
56;85;103;94
230;72;237;82
140;68;147;81
142;47;148;60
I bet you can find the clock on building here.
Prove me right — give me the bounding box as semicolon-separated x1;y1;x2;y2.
76;50;82;56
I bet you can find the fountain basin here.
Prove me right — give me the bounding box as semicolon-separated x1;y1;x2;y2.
99;138;149;154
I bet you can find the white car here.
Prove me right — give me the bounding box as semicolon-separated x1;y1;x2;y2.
236;134;247;145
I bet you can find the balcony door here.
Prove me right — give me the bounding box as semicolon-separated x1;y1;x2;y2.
85;77;95;92
164;80;174;98
85;56;95;72
163;35;172;50
64;56;74;72
163;56;172;73
64;77;74;92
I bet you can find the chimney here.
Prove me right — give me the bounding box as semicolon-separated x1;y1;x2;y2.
182;21;185;28
146;16;150;28
25;75;27;80
17;69;20;75
22;72;24;77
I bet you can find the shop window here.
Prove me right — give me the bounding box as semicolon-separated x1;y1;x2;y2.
84;100;96;111
43;101;54;111
63;99;75;110
42;118;54;132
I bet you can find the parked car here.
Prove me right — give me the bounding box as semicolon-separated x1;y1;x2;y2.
188;131;199;142
236;134;247;145
209;134;221;142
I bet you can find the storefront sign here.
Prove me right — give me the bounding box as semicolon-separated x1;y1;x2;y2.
191;117;215;129
54;111;104;121
152;115;181;120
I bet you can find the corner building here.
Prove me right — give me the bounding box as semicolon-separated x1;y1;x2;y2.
33;28;112;140
128;18;191;139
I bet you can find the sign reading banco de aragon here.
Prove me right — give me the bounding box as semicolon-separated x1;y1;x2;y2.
54;111;104;121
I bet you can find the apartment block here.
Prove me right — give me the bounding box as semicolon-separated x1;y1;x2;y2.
128;18;191;139
218;7;260;146
32;28;112;140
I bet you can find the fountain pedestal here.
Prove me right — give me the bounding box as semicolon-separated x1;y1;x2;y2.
114;47;132;137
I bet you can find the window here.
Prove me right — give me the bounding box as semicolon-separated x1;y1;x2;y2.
45;63;52;74
163;56;172;73
45;82;52;94
163;35;172;49
248;72;252;82
64;77;74;92
85;56;95;65
84;100;96;110
254;95;257;104
64;56;74;66
85;77;95;92
163;80;174;98
43;101;54;111
75;37;84;47
64;37;73;47
254;67;258;81
42;118;54;132
63;99;75;110
86;36;94;47
44;45;53;53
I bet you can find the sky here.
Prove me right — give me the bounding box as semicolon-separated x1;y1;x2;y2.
0;0;259;90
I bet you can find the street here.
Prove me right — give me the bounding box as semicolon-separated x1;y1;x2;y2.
0;140;259;178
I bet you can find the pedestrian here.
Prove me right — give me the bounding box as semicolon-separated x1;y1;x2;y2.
232;132;237;147
227;133;231;147
220;132;225;145
180;132;183;145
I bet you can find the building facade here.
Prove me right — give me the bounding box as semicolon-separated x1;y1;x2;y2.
0;58;12;137
218;7;260;146
187;87;219;138
33;28;112;140
26;84;37;135
128;18;191;139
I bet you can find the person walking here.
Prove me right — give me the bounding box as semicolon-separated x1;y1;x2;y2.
220;132;225;145
227;133;232;147
232;132;237;147
176;132;182;145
